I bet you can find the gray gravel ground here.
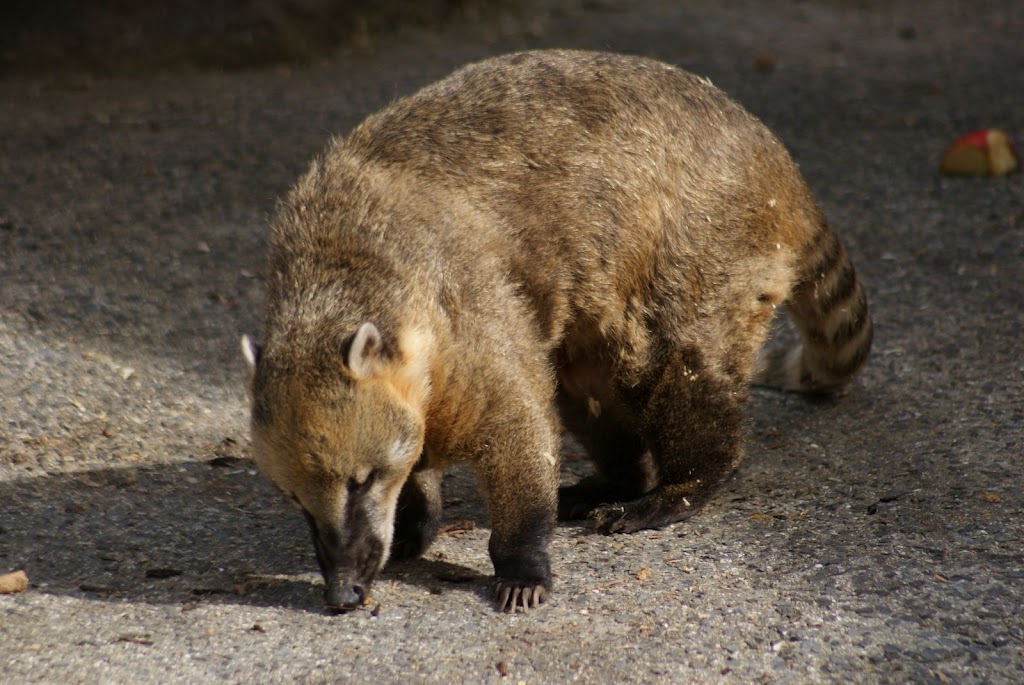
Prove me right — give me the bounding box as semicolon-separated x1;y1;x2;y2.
2;0;1022;682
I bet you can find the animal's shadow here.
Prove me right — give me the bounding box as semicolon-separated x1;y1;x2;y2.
0;458;504;614
0;391;836;615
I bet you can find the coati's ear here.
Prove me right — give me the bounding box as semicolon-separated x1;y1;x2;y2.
241;335;261;374
346;322;383;379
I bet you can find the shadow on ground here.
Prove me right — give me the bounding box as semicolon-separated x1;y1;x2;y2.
0;457;499;613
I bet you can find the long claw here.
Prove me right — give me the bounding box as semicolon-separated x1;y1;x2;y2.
497;585;512;612
496;582;549;612
509;588;522;613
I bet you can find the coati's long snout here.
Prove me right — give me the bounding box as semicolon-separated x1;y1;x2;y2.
302;508;383;611
298;466;392;611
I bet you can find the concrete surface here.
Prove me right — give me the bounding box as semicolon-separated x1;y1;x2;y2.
1;0;1022;682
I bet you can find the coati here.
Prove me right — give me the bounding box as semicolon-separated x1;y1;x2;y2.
241;49;872;614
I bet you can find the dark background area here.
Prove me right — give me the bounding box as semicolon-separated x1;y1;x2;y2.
2;0;492;72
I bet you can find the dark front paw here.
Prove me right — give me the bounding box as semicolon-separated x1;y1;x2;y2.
490;545;552;613
494;578;549;613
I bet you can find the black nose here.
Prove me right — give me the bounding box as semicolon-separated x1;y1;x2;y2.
325;579;365;611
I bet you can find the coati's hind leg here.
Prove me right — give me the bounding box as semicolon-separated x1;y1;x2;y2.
391;459;443;560
592;346;746;534
555;391;655;520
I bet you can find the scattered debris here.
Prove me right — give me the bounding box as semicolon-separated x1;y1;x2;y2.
208;292;232;306
0;570;29;594
753;53;775;74
868;491;913;514
665;560;695;574
209;456;248;468
982;492;1001;503
434;568;476;584
116;633;154;646
591;577;628;592
79;582;120;596
440;520;476;535
81;350;136;381
145;568;183;579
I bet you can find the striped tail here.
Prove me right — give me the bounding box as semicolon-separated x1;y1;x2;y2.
754;223;873;394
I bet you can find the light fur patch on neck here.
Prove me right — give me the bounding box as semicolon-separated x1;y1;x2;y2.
380;326;434;412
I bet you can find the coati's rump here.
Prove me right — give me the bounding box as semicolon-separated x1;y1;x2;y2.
242;49;872;613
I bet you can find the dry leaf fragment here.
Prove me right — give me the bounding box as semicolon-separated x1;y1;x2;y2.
636;565;652;582
753;54;776;74
0;570;29;594
441;520;476;535
116;633;154;646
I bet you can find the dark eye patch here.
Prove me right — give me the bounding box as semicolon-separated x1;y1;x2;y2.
346;468;379;494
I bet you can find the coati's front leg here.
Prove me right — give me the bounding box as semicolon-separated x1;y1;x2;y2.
391;459;443;560
592;346;747;534
475;397;559;612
